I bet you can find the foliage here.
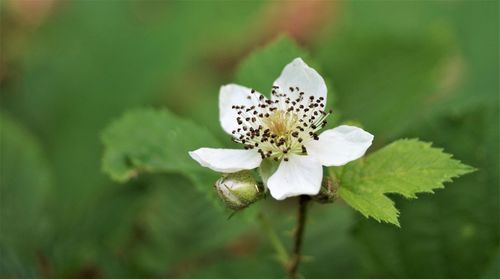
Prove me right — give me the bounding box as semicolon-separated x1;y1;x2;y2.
235;36;310;95
101;108;220;194
354;105;499;279
0;114;52;277
332;139;474;226
0;0;497;278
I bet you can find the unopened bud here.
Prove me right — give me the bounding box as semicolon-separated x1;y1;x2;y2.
312;176;338;204
215;171;264;210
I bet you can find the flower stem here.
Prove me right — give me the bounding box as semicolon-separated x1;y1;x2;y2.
258;213;290;266
287;195;310;279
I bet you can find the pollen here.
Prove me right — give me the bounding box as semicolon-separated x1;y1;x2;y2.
230;86;330;161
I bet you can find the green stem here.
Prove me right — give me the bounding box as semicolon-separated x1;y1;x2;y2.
258;213;289;266
287;195;310;279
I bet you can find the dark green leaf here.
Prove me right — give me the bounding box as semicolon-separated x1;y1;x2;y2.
235;36;311;96
101;108;221;194
0;114;52;277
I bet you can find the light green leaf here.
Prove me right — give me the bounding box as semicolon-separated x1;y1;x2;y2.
101;108;220;193
235;36;311;96
354;104;499;279
333;139;475;226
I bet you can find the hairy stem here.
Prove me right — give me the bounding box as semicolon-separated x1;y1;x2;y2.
287;195;310;279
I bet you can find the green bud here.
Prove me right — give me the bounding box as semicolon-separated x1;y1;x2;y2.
312;176;338;204
215;171;264;210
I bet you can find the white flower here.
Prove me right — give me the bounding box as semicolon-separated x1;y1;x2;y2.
189;58;373;200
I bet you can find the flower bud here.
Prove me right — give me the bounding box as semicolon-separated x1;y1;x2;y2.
312;176;338;204
215;171;264;210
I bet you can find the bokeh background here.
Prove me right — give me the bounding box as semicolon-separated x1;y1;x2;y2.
0;1;498;278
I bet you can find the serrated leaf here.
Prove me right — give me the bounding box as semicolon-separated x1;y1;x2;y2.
101;108;221;193
235;36;310;95
354;104;499;279
333;139;475;226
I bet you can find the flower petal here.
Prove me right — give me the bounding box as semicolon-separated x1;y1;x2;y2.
273;57;327;107
305;125;374;167
267;155;323;200
189;148;262;173
219;84;266;135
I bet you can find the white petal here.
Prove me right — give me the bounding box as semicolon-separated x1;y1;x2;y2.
267;155;323;200
219;84;266;135
189;148;262;173
305;125;374;167
273;57;327;107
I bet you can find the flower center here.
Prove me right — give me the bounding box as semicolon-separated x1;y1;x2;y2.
230;86;331;161
263;110;298;137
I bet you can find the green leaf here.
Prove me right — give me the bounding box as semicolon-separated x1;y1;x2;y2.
233;36;338;130
482;249;500;279
354;104;499;279
235;36;310;96
0;113;52;277
93;174;257;277
333;139;475;226
317;8;456;139
101;108;220;192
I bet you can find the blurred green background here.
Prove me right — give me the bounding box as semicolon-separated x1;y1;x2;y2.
0;0;498;278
